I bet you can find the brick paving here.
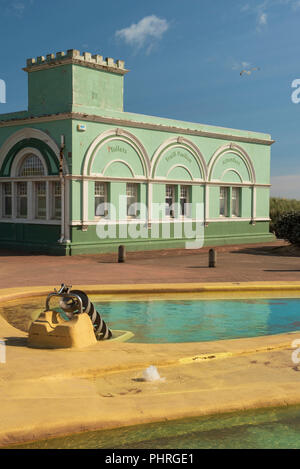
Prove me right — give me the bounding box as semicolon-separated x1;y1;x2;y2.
0;240;299;288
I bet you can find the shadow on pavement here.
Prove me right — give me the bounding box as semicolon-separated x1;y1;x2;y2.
231;245;300;257
3;337;28;347
264;270;300;272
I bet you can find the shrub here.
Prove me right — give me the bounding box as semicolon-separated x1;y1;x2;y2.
270;197;300;232
273;211;300;246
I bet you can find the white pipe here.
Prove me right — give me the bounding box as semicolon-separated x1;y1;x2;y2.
59;135;65;243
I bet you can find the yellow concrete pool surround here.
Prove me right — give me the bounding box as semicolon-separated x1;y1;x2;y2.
1;281;300;448
1;280;300;301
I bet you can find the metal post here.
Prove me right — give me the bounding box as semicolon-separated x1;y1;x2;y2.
118;245;126;263
209;248;217;268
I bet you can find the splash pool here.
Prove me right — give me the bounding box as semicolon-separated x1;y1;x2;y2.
94;297;300;343
1;293;300;343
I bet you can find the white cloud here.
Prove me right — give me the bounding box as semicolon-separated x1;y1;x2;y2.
12;2;25;17
0;0;33;17
271;174;300;199
258;12;268;25
240;0;300;31
115;15;169;53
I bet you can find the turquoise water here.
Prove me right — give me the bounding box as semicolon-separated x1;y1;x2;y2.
95;298;300;343
8;405;300;449
2;296;300;343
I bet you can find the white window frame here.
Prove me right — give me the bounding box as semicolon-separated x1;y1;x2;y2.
16;181;28;219
180;185;191;218
10;148;47;178
220;186;229;218
126;183;139;219
34;181;47;220
166;185;176;218
51;181;62;220
2;182;12;218
0;149;61;224
232;187;241;218
95;182;109;218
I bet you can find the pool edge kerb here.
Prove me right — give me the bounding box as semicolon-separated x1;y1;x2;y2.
1;281;300;302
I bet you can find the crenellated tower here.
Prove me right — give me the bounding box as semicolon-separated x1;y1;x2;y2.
24;49;129;116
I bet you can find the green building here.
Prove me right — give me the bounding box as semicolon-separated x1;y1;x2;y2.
0;49;274;255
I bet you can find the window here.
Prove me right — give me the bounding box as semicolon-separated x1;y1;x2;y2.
126;183;138;218
180;185;190;217
16;182;28;218
220;187;228;217
2;183;12;218
232;187;241;217
19;155;45;177
95;182;108;217
0;152;63;223
35;182;47;219
52;182;61;220
166;185;175;217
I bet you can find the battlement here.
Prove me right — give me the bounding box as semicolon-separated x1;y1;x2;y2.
24;49;128;75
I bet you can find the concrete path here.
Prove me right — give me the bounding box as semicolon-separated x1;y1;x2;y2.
0;241;299;289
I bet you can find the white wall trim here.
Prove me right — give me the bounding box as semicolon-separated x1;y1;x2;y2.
208;143;256;184
101;158;135;178
0;218;61;225
0;127;68;174
151;137;207;180
63;175;270;187
166;164;194;181
206;217;269;222
82;128;151;177
220;167;243;183
69;217;270;226
10;147;48;177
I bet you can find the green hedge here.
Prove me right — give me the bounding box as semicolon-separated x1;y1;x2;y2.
270;197;300;232
273;211;300;246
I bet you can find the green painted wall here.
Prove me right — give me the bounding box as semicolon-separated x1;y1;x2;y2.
204;221;273;246
0;223;65;254
256;187;270;218
72;65;124;113
27;63;124;116
71;180;82;220
241;187;252;218
209;186;220;218
67;221;273;255
28;65;73;115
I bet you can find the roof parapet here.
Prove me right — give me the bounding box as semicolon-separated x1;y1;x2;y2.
25;49;128;74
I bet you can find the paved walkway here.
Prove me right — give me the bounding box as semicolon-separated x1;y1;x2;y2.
0;241;299;289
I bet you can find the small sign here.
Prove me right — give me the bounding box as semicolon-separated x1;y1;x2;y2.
77;124;86;132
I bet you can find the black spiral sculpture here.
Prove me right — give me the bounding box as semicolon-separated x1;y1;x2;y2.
59;289;112;341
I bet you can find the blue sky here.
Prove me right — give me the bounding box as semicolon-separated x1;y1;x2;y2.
0;0;300;198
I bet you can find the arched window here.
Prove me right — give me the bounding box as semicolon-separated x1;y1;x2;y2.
19;154;45;177
0;145;61;223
